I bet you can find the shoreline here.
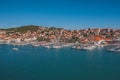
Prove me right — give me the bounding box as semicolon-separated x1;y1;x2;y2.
1;41;120;52
0;43;120;53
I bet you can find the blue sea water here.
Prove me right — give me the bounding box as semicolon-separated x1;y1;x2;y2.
0;44;120;80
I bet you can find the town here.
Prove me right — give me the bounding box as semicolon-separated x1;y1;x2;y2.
0;25;120;51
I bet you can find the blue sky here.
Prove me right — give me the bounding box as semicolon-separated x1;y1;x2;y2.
0;0;120;29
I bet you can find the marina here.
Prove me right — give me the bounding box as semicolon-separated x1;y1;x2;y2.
0;44;120;80
5;41;119;52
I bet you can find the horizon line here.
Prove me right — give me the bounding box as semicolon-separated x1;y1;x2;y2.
0;24;120;30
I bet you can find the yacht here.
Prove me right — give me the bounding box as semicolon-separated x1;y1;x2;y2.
72;46;76;49
82;45;96;50
76;46;82;49
108;46;120;52
13;48;18;51
115;47;120;52
62;44;71;47
52;45;62;48
43;45;52;48
33;44;40;47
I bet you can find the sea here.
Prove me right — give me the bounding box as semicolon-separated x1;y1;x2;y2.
0;44;120;80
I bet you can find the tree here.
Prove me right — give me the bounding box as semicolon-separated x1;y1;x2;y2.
37;36;44;41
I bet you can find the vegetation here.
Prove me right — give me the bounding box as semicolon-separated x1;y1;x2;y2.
6;25;40;34
0;29;6;30
37;36;50;42
37;36;44;41
71;36;79;42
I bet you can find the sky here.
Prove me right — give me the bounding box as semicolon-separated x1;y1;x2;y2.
0;0;120;29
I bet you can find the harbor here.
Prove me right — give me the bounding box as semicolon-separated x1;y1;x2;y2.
1;44;120;80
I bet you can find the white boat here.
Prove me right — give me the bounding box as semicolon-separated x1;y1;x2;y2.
72;45;77;49
62;43;72;47
97;45;105;47
115;48;120;52
108;48;115;52
13;48;18;51
76;46;82;49
82;45;96;50
72;46;76;48
52;45;62;48
33;44;40;47
43;45;52;48
108;47;120;52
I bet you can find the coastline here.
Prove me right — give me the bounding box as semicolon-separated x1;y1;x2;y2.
0;26;120;52
1;41;120;53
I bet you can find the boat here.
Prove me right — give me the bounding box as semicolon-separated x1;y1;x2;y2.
97;44;105;47
52;44;62;48
62;44;70;47
115;47;120;52
33;44;40;47
108;46;120;52
43;45;52;48
82;45;96;50
52;45;62;48
72;46;76;48
76;46;82;49
62;43;73;47
13;48;18;51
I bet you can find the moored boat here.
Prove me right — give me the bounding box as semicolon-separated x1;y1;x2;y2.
43;45;52;48
108;46;120;52
52;45;62;48
33;44;40;47
82;45;96;50
13;48;18;51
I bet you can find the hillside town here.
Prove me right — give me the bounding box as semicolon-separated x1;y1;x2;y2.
0;25;120;51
